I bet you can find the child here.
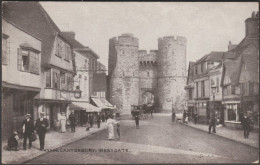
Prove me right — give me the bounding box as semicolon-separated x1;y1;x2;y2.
7;132;19;151
116;122;120;140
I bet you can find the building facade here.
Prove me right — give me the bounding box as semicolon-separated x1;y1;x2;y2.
2;18;42;139
108;34;187;114
3;2;76;131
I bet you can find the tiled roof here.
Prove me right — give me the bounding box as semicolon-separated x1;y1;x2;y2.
240;45;259;82
62;32;100;59
61;32;85;49
223;57;241;85
195;54;208;64
205;51;224;62
187;61;195;85
3;2;60;64
224;37;259;60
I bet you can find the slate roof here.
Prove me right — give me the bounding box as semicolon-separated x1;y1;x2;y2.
2;2;67;64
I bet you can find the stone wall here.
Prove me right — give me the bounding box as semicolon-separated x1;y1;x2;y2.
108;34;139;114
157;36;187;112
108;34;187;114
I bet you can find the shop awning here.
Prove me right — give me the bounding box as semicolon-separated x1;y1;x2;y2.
91;97;115;110
69;102;101;112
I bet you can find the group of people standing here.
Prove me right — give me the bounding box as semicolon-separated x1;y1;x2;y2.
106;115;120;140
7;113;49;151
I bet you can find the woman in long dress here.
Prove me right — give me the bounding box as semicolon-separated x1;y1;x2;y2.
106;115;118;140
60;112;67;133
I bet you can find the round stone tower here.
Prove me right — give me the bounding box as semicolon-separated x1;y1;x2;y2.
157;36;187;112
108;33;139;114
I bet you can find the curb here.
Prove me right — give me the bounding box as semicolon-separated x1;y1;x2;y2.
6;126;107;164
181;123;259;149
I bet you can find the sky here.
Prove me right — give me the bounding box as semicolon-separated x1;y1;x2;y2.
40;2;258;69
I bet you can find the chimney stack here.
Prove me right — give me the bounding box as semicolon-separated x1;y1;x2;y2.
245;11;259;38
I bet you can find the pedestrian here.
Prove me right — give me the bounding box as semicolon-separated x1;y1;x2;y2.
106;115;117;140
135;114;139;129
194;113;198;125
22;114;34;150
105;112;108;122
116;122;120;140
69;111;76;132
172;111;176;122
183;111;187;124
60;112;66;133
208;116;216;134
96;113;101;128
35;113;49;150
150;104;154;118
102;113;105;122
185;115;189;124
89;113;94;128
7;132;19;151
241;114;250;139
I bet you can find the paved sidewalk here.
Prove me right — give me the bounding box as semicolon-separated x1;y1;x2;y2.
181;122;259;148
2;123;107;164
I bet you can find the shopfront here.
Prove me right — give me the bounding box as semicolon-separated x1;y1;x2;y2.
194;101;208;124
68;102;101;126
223;101;242;129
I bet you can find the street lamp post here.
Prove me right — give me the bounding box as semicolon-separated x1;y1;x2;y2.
74;85;82;99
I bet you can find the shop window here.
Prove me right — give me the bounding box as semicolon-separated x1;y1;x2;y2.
46;69;51;88
216;77;219;93
17;48;39;74
189;89;193;100
227;109;236;121
60;72;67;90
2;35;10;65
201;80;205;97
53;70;60;89
249;82;254;95
231;85;235;95
67;74;73;91
196;82;198;98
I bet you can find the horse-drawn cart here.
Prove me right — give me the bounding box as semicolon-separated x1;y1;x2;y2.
131;104;154;119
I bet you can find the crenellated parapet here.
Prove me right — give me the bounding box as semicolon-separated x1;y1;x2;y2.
139;50;158;68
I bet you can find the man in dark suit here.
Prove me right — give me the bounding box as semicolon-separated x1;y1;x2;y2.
35;113;49;150
22;114;35;150
208;116;217;134
241;114;251;139
96;113;101;128
135;115;139;129
89;113;94;128
69;111;76;132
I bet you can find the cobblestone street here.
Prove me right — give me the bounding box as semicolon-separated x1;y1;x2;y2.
27;114;259;164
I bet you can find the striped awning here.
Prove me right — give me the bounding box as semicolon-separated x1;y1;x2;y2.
91;97;115;110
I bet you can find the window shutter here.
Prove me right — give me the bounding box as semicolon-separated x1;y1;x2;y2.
35;53;39;74
29;52;35;73
17;48;22;70
6;41;10;64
